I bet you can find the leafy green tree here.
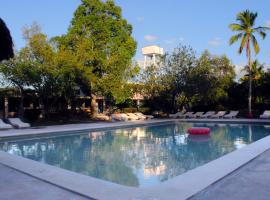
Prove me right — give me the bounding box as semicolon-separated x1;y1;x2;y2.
229;10;269;117
190;51;235;107
162;44;196;112
55;0;137;116
0;24;79;119
0;18;14;61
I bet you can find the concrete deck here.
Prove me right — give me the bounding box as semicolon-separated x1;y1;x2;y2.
191;149;270;200
0;163;91;200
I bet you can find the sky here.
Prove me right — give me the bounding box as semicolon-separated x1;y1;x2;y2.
1;0;270;73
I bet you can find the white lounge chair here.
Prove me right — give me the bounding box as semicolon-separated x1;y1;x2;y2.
134;112;147;120
8;118;30;128
183;112;194;118
210;111;227;119
134;112;154;119
0;119;13;130
260;110;270;119
169;111;185;119
223;111;239;119
126;113;140;121
111;114;128;121
193;112;205;118
200;111;215;118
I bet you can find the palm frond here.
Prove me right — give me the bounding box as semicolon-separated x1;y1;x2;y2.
229;33;243;45
251;35;260;54
237;10;257;27
238;34;247;54
229;23;245;31
254;27;270;39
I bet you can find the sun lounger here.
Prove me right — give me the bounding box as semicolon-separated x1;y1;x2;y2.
111;114;129;121
210;111;227;119
8;118;30;128
169;111;185;118
260;110;270;119
126;113;140;120
193;112;205;118
134;112;147;120
183;112;194;118
200;111;215;118
0;119;13;130
223;111;239;119
134;112;154;119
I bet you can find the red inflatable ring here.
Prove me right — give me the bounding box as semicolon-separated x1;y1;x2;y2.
187;127;210;135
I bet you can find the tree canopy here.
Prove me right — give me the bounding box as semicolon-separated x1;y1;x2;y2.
55;0;138;107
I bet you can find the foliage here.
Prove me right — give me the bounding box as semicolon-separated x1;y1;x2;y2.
0;18;14;61
55;0;137;108
142;45;236;113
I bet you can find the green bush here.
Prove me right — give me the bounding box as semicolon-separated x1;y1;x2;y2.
138;107;151;114
123;107;138;113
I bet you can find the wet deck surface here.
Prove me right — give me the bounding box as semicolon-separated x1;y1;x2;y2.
0;164;92;200
191;149;270;200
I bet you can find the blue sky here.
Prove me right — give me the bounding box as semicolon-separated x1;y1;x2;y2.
1;0;270;69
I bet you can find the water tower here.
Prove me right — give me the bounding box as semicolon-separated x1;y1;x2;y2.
141;45;164;69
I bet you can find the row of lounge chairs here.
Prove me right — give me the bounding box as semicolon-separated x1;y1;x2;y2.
260;110;270;119
111;112;154;121
169;111;239;119
0;118;30;130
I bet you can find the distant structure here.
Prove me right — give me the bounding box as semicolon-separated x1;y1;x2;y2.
140;45;164;69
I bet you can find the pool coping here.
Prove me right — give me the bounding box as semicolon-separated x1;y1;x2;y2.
0;119;270;200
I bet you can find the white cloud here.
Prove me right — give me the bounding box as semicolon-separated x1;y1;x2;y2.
164;38;177;44
208;38;223;47
164;37;185;45
136;17;144;22
234;63;246;81
265;20;270;28
144;35;158;42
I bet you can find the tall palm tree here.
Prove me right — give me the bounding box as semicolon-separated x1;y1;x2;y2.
0;18;14;61
229;10;269;117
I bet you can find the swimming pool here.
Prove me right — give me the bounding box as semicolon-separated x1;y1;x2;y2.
0;122;269;187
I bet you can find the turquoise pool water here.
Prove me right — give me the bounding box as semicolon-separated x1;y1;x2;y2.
0;122;269;187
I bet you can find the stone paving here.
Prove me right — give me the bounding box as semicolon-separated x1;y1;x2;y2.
0;164;92;200
190;149;270;200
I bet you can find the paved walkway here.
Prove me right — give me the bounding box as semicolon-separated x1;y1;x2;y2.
0;164;92;200
191;149;270;200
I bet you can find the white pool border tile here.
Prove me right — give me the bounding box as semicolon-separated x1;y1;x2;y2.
0;119;270;200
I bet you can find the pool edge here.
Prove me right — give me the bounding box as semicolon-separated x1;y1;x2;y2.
0;120;270;199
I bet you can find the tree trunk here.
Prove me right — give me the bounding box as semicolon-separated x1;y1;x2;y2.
248;51;252;118
39;97;45;119
18;88;24;119
3;96;8;119
91;94;98;118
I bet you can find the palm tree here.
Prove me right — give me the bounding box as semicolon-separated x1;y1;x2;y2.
241;60;264;82
229;10;269;117
0;18;14;61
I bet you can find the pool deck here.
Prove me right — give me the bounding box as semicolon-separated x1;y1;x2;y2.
0;118;270;200
191;149;270;200
0;163;91;200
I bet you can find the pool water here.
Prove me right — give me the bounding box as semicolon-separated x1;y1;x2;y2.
0;122;269;187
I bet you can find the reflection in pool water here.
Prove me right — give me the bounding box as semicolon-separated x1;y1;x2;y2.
0;122;269;187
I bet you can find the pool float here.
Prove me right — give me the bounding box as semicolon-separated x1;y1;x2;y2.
188;134;211;142
187;127;210;135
